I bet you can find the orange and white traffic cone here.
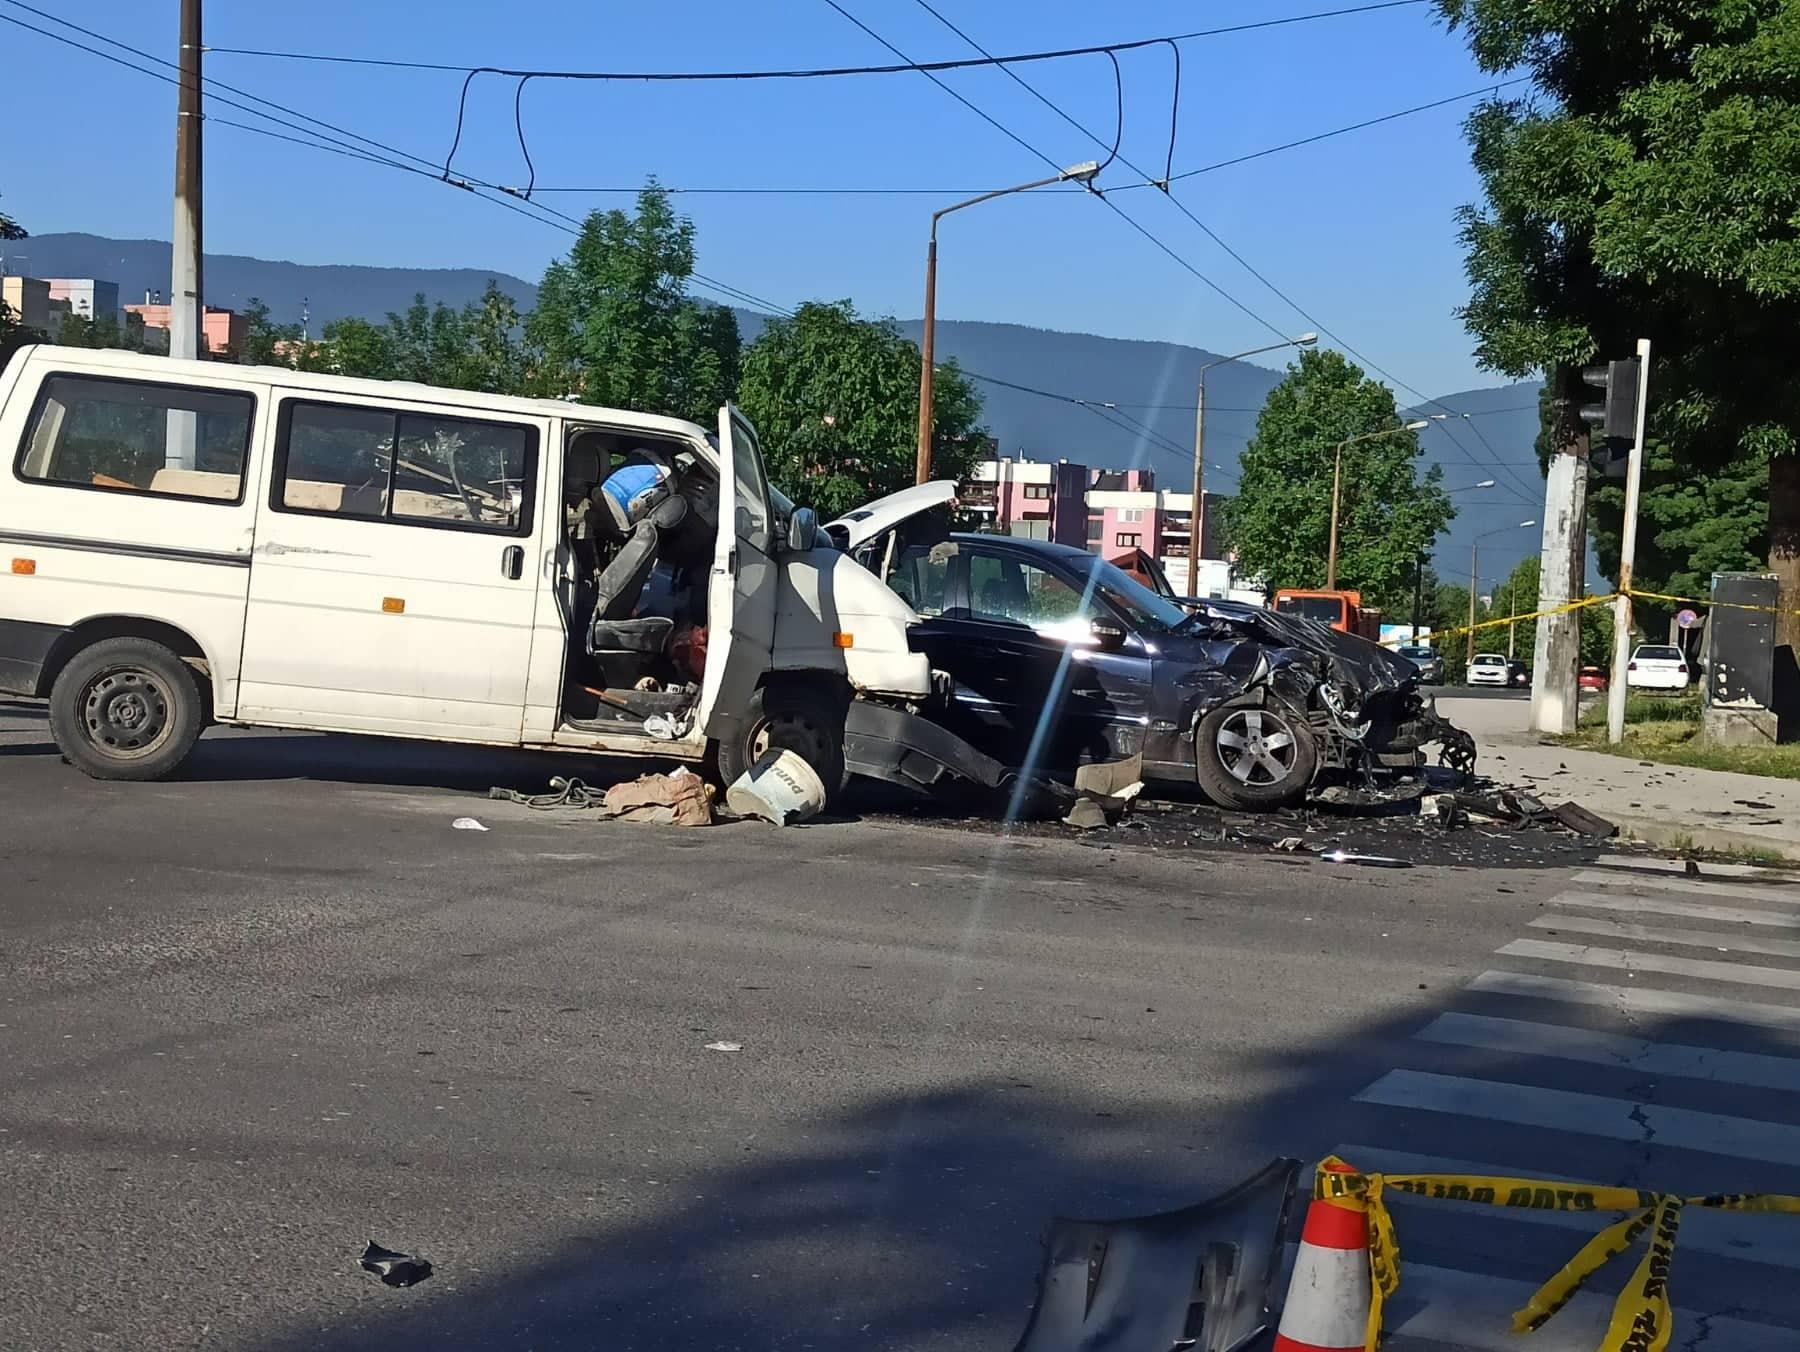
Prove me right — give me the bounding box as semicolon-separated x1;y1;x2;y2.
1272;1157;1372;1352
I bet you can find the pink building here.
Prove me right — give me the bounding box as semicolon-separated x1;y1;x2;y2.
960;457;1089;546
124;301;248;359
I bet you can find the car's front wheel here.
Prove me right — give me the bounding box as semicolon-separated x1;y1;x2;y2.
1194;701;1317;811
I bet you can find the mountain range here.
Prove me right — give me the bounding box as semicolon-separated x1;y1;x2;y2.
11;232;1548;580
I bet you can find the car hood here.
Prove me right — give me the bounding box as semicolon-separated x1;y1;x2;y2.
826;480;960;552
1177;598;1420;695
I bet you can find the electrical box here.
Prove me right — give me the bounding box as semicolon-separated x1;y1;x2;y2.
1704;572;1778;709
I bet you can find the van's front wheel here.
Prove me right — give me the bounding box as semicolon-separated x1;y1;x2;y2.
48;637;205;781
715;683;848;806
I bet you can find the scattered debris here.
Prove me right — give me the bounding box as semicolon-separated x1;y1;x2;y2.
1318;849;1413;869
1549;801;1618;839
725;750;826;826
450;817;488;832
359;1241;432;1288
1686;858;1702;877
704;1041;743;1053
489;776;603;810
605;767;715;827
642;710;691;741
1062;797;1114;831
1737;799;1776;811
1060;754;1145;832
1273;835;1305;852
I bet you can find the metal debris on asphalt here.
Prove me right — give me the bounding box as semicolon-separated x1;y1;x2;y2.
450;817;488;832
1318;849;1414;869
359;1241;433;1288
704;1041;743;1053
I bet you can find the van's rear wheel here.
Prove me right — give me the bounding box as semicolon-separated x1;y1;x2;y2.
716;683;848;806
48;638;204;782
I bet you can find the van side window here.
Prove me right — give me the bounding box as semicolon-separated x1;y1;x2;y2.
16;374;254;503
276;400;536;535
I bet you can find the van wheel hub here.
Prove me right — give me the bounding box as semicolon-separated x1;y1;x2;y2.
82;670;171;755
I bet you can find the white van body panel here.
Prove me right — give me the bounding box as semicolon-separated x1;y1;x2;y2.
775;547;930;697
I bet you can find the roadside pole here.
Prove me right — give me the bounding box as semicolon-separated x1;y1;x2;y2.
167;0;203;469
1411;550;1426;640
1605;338;1654;744
1529;372;1590;734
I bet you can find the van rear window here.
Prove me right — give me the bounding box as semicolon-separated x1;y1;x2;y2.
16;374;254;503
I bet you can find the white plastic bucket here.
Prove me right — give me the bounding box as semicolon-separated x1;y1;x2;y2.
725;748;827;826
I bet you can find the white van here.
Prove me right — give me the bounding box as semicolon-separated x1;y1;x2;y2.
0;346;968;797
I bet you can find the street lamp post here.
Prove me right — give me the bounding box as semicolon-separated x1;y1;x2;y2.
1468;520;1537;666
1325;419;1431;589
916;161;1101;485
1189;333;1316;579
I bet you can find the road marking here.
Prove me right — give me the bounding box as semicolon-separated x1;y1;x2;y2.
1468;970;1800;1037
1532;913;1800;960
1571;869;1800;905
1584;857;1799;882
1386;1262;1788;1351
1338;1144;1800;1270
1498;939;1800;993
1415;1011;1800;1093
1356;1069;1800;1165
1549;890;1800;929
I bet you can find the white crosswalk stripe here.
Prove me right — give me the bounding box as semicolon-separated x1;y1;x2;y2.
1532;911;1800;958
1322;861;1800;1348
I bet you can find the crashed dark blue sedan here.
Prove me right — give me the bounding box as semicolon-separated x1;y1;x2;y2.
869;533;1471;810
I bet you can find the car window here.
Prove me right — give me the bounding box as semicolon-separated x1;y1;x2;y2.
1474;653;1505;664
1635;645;1682;660
968;553;1089;632
887;543;951;617
393;412;531;530
728;414;772;555
1276;595;1346;624
17;373;254;503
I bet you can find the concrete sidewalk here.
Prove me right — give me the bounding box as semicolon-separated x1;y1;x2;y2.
1436;694;1800;862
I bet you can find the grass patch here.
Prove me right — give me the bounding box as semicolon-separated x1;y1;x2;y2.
1557;716;1800;779
1576;691;1701;727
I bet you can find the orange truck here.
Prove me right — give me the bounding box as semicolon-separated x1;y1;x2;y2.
1272;588;1383;640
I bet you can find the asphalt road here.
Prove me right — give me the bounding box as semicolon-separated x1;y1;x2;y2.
5;700;1798;1351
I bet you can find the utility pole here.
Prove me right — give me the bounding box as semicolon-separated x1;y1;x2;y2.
1605;339;1654;744
1411;550;1426;640
1530;368;1590;734
168;0;203;468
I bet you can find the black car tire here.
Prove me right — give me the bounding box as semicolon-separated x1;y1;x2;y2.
47;637;205;782
715;682;848;806
1194;701;1317;811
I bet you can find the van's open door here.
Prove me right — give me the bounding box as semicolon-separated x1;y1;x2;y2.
697;404;778;736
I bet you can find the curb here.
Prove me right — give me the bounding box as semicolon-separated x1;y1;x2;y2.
1608;812;1800;865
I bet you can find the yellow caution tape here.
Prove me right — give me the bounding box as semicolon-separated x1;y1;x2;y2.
1377;592;1618;647
1626;586;1800;619
1312;1160;1800;1351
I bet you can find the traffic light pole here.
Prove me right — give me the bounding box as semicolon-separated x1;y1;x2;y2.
1605;338;1654;744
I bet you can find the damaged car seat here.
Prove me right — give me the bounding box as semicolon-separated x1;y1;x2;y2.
586;476;690;690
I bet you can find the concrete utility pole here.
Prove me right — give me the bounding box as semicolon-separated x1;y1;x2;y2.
1531;370;1591;734
1606;338;1654;744
168;0;203;468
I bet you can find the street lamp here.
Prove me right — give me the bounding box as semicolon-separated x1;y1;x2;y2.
915;161;1102;484
1446;478;1497;493
1188;333;1317;573
1469;520;1536;665
1325;419;1432;589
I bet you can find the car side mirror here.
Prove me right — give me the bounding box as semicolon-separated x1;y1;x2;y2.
787;506;820;553
1090;620;1128;651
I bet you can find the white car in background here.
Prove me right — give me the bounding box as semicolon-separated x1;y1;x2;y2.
1467;653;1510;687
1627;644;1692;690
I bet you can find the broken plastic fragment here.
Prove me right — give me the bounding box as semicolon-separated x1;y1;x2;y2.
451;817;488;832
360;1240;432;1288
705;1041;743;1053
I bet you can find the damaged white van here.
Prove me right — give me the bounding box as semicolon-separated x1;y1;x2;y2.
0;346;990;797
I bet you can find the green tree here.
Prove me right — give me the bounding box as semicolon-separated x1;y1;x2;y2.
385;293;471;386
736;299;985;517
445;282;526;395
315;316;395;379
1224;348;1454;609
525;184;740;422
240;297;302;367
1438;0;1800;644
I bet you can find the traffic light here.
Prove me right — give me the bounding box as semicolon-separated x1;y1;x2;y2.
1579;357;1641;477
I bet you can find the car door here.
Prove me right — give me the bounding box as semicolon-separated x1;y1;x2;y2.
236;393;546;740
697;404;777;736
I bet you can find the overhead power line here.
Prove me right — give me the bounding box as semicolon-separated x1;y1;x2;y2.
203;1;1429;79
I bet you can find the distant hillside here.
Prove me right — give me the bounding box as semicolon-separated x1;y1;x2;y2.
15;232;1546;571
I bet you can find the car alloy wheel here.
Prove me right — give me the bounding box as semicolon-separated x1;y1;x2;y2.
1212;706;1300;787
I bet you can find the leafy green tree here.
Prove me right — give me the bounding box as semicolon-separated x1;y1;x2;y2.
737;299;985;517
240;297;302;367
1438;0;1800;643
1224;348;1454;609
385;293;471;386
525;184;740;422
446;282;526;395
315;317;396;379
54;311;151;353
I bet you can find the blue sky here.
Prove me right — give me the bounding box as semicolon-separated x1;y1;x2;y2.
3;0;1513;397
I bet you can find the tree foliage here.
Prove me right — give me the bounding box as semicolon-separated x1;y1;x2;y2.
736;299;985;518
525;185;739;422
1224;349;1455;611
1438;0;1800;634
